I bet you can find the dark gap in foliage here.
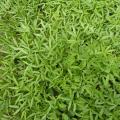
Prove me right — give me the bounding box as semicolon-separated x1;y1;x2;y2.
56;63;60;68
14;58;20;65
115;78;120;82
109;80;113;88
81;33;99;45
48;87;60;97
45;81;50;90
33;67;40;71
37;4;45;13
57;105;80;119
96;84;101;90
76;60;81;66
87;9;94;14
18;90;29;95
15;31;20;37
108;80;119;94
40;93;44;98
44;81;61;98
104;20;109;25
82;94;91;100
73;114;81;119
56;109;62;119
115;89;119;94
63;69;68;76
52;88;60;97
73;92;79;100
85;43;88;46
109;12;114;16
37;0;46;14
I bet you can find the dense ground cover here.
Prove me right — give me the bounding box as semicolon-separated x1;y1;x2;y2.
0;0;120;120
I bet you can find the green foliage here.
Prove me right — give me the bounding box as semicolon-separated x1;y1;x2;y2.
0;0;120;120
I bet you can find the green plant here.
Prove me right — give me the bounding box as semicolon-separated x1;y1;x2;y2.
0;0;120;120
